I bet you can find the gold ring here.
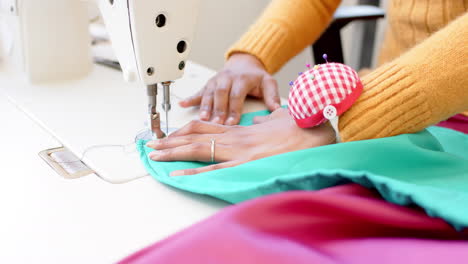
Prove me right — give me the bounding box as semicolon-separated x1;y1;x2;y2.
210;138;216;163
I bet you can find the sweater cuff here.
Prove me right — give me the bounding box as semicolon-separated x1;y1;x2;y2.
339;62;432;142
226;21;291;74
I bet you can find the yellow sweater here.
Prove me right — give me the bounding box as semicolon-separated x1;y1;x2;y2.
228;0;468;142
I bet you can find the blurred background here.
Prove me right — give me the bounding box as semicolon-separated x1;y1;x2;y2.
190;0;388;97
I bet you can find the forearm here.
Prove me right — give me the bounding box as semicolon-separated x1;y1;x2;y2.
227;0;341;74
340;12;468;142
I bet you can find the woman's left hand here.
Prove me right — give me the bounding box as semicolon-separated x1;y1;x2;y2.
146;109;336;176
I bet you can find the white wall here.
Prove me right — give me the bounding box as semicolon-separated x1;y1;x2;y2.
190;0;388;97
190;0;312;97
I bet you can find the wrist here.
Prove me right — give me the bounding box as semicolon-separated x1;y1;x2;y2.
315;121;337;145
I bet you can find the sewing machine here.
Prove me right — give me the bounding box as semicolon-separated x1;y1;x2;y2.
1;0;201;139
98;0;203;138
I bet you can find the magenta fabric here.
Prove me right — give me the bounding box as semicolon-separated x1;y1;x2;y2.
436;114;468;134
120;184;468;264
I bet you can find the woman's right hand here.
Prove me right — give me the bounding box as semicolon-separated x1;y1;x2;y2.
179;53;282;125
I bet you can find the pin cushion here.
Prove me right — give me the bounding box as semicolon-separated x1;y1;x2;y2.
288;59;363;141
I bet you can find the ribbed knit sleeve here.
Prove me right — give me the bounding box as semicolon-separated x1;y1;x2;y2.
226;0;341;74
340;12;468;142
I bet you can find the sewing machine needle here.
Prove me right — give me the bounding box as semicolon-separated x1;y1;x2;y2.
165;111;169;136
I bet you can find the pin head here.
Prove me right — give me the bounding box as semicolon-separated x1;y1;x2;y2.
289;81;294;86
323;54;329;63
306;64;311;68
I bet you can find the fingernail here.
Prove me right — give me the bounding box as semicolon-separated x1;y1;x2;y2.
146;140;160;148
200;111;209;120
226;117;236;125
171;171;185;177
274;103;281;109
148;152;160;160
212;117;221;124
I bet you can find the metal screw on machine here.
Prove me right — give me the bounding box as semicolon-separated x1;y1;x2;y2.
179;61;185;70
147;67;154;76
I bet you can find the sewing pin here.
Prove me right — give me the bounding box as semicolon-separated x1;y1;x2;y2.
323;54;329;63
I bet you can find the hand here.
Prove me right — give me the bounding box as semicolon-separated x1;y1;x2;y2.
146;109;336;176
179;53;281;126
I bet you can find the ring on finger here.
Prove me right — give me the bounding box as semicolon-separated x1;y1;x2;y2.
210;138;216;163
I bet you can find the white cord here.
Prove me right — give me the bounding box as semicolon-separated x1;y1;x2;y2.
94;173;149;185
49;127;153;184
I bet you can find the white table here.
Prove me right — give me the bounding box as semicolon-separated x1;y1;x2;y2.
0;59;271;263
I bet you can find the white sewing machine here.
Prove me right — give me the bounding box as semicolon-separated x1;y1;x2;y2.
1;0;201;138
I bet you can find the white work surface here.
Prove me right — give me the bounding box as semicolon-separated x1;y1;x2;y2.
0;59;272;263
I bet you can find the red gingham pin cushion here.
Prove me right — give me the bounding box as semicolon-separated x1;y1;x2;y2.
288;60;363;141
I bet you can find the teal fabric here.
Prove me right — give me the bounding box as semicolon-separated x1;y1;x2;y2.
138;110;468;230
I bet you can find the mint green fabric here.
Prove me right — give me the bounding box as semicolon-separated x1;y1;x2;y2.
138;110;468;230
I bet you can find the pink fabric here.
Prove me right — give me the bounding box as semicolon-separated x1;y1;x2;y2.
120;185;468;264
436;114;468;134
